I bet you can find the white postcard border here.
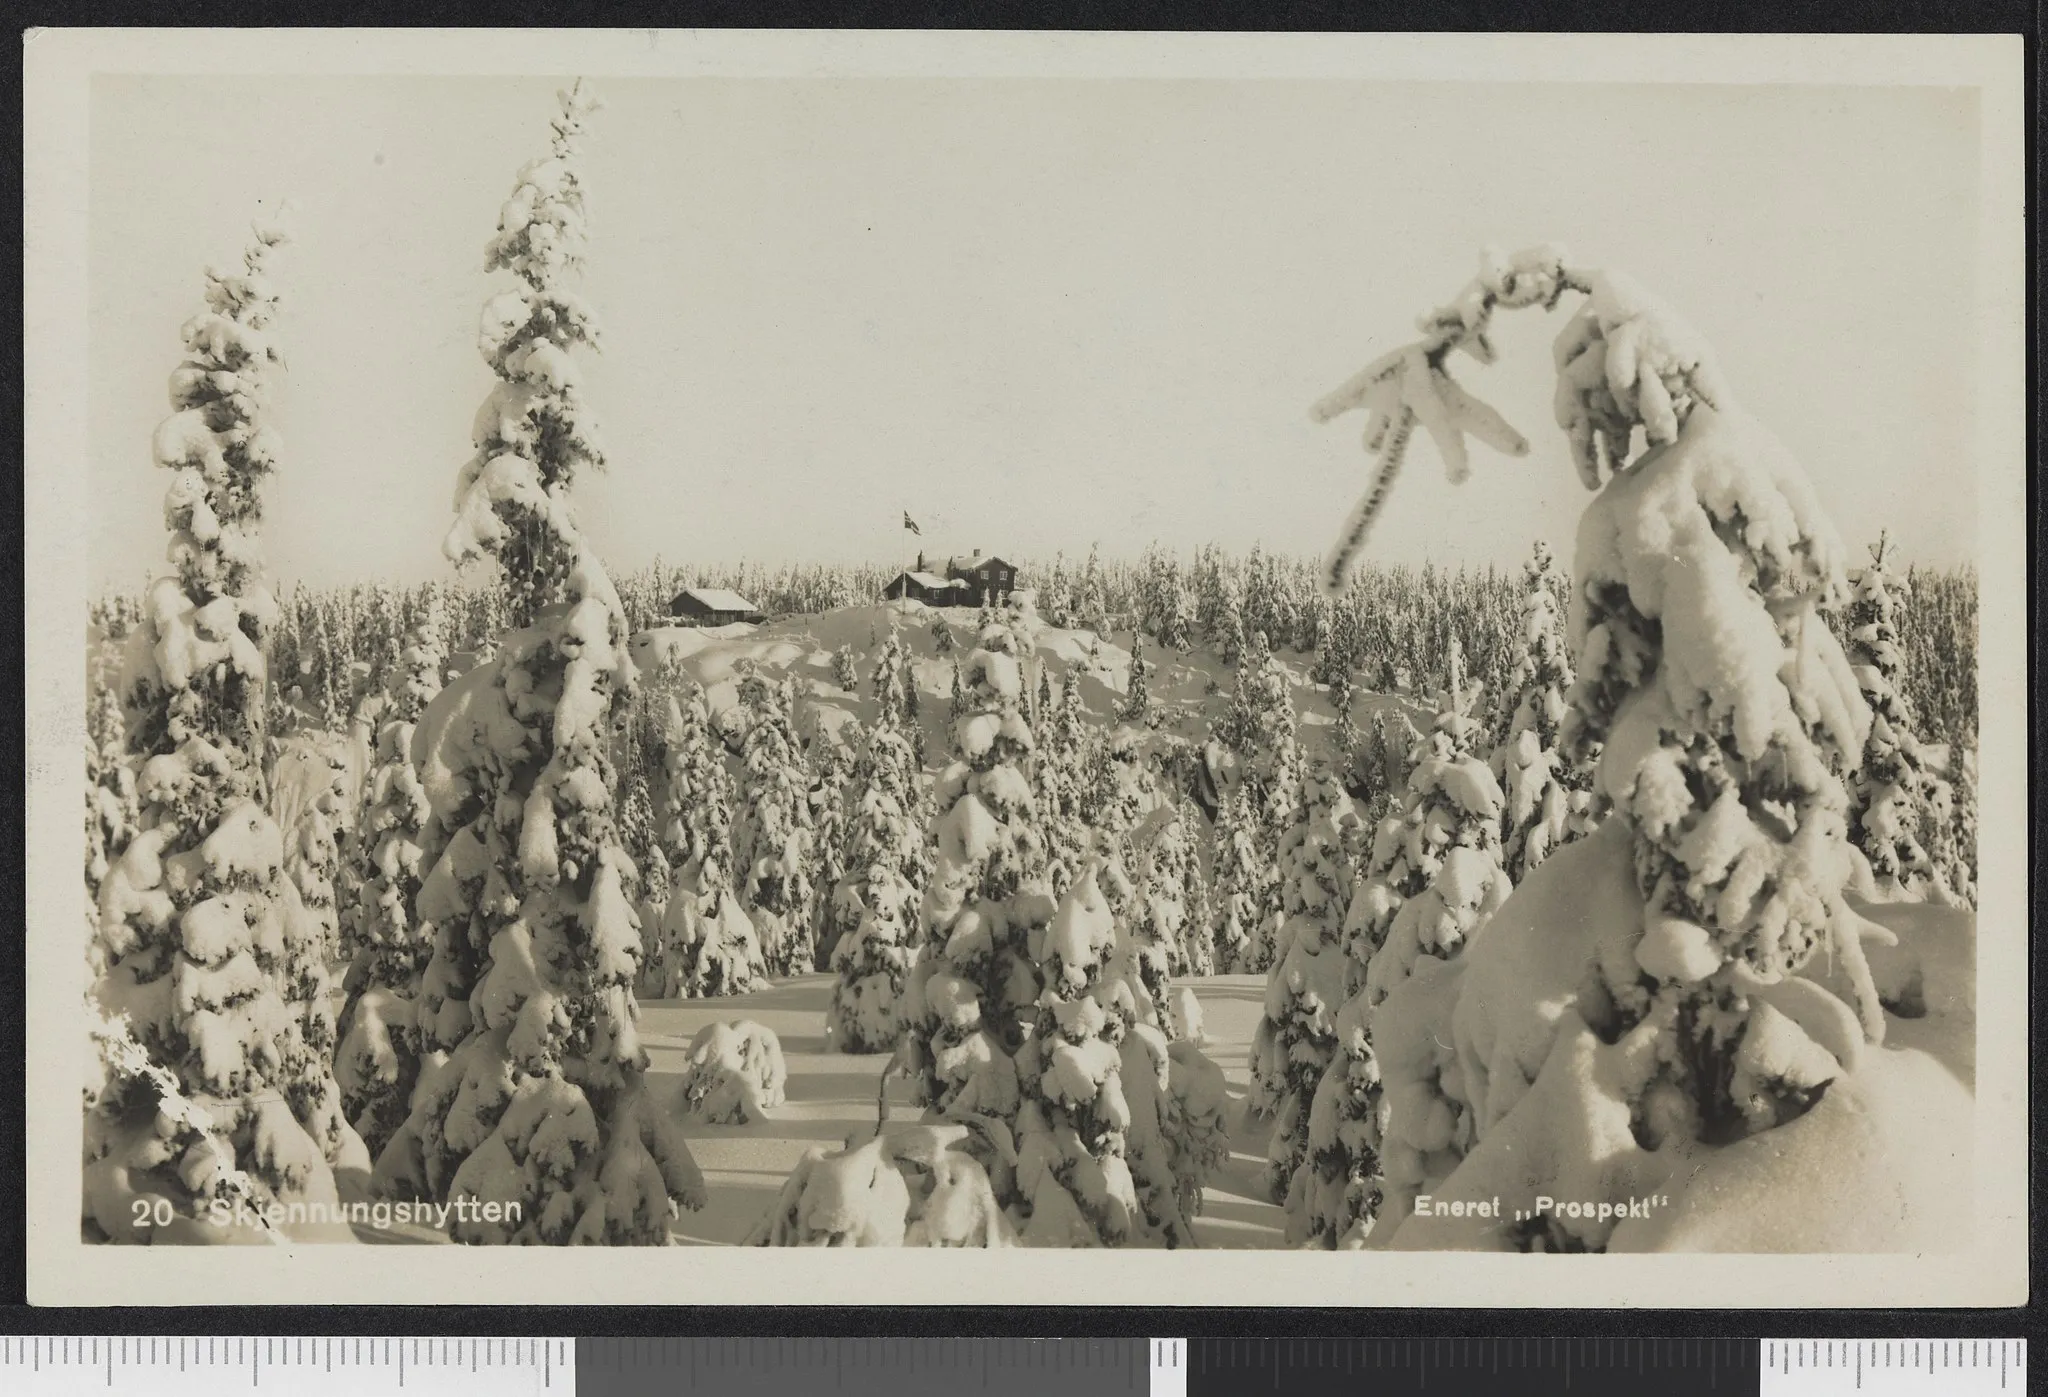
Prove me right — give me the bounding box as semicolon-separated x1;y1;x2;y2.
25;27;2028;1308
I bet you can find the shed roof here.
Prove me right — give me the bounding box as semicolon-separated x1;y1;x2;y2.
899;571;962;590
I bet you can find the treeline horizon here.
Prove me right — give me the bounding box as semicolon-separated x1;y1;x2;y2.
87;543;1981;757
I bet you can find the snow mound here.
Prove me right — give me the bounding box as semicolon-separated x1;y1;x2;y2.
1375;820;1974;1253
747;1123;1017;1248
676;1021;788;1126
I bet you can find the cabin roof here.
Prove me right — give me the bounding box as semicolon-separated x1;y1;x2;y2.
674;587;760;613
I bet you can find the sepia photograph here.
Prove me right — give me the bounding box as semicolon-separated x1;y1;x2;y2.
24;29;2027;1306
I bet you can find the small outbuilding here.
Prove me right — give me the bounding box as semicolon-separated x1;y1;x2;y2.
670;587;766;627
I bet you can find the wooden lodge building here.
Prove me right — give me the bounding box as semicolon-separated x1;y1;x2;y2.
669;586;766;627
882;549;1018;608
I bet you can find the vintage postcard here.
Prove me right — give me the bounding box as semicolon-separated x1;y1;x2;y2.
25;29;2027;1306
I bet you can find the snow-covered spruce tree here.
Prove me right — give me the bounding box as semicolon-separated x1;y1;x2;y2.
804;719;856;968
1357;709;1419;824
1075;545;1110;634
1839;532;1952;902
1033;674;1093;896
897;603;1051;1149
832;645;859;693
374;83;704;1242
903;673;928;768
1313;247;1887;1249
1488;540;1597;883
825;716;931;1052
85;686;140;918
274;740;350;963
1296;592;1330;658
1245;766;1359;1200
1207;781;1271;975
1008;857;1226;1248
1137;798;1204;979
616;769;664;931
1286;641;1509;1245
1010;865;1144;1244
1120;639;1152;724
1218;628;1301;969
1160;571;1196;655
87;218;370;1243
651;690;766;999
1210;567;1245;666
870;624;928;767
1081;729;1180;1028
1266;561;1302;655
1346;639;1510;1005
309;608;344;729
871;626;913;721
327;636;393;957
1078;724;1151;848
1177;808;1218;978
1328;670;1363;795
733;667;816;976
333;594;446;1160
1240;545;1275;646
1310;591;1356;690
1936;736;1977;907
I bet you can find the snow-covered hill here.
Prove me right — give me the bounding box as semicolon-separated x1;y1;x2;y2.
626;598;1428;779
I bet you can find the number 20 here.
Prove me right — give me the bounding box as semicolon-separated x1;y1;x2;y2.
131;1197;174;1228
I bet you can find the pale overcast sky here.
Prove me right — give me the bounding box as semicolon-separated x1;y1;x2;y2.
89;75;1981;593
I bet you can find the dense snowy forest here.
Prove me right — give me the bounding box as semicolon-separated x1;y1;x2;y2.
81;83;1980;1251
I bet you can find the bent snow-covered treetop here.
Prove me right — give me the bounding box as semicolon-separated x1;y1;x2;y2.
1312;244;1728;594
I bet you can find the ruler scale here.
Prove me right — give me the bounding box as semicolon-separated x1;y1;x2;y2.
0;1336;2023;1394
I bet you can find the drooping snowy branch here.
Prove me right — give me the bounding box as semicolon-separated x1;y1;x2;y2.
1313;246;1728;593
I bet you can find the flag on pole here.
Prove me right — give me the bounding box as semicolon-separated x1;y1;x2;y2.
903;511;922;536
